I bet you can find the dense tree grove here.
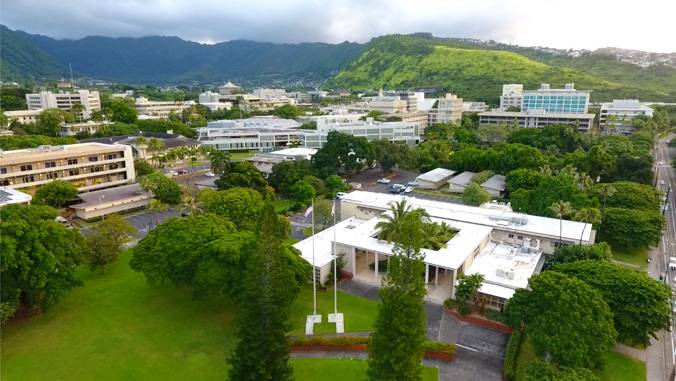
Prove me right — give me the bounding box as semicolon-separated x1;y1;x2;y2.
85;214;136;274
201;187;266;231
311;131;376;178
33;180;79;208
140;172;182;204
554;260;672;347
601;207;664;247
504;271;617;369
215;161;271;200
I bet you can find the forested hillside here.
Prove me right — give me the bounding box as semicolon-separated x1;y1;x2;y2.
323;35;675;105
0;26;68;82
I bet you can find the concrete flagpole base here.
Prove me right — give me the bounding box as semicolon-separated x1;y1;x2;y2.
328;313;345;333
305;314;322;335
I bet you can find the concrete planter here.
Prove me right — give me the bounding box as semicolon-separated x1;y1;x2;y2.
291;345;455;362
446;308;513;333
424;351;455;362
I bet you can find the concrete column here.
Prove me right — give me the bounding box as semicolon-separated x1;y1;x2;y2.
425;264;429;285
536;239;541;250
351;247;356;277
450;269;457;298
387;256;390;273
435;266;439;286
374;252;379;283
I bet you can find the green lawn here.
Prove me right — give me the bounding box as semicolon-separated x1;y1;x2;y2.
413;189;462;198
284;237;300;245
291;359;438;381
514;335;646;381
187;160;206;166
593;351;646;381
228;151;256;160
272;198;292;212
597;232;649;268
303;226;328;236
1;252;378;380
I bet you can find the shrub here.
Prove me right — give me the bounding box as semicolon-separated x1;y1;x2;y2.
289;336;457;355
504;329;523;381
422;341;457;355
458;303;471;316
443;297;458;309
486;309;505;323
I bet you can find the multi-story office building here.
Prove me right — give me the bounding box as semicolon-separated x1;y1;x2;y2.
26;90;101;119
305;117;420;149
428;93;463;125
0;143;135;194
463;102;489;113
478;109;595;131
60;121;112;137
3;109;42;125
600;99;654;135
522;84;591;114
134;97;195;118
499;84;524;110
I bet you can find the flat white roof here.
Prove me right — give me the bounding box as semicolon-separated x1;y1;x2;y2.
464;241;544;299
268;148;318;157
417;168;457;183
448;171;476;186
340;191;592;242
0;186;32;207
293;217;368;268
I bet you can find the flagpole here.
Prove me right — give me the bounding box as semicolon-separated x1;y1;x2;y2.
311;198;316;317
333;198;338;315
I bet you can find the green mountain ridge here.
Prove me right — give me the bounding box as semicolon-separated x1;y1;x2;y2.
0;26;69;83
323;35;676;104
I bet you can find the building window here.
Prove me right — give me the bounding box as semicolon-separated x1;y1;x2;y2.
20;164;33;171
508;234;514;238
517;235;523;240
68;159;78;165
88;156;98;162
69;169;80;176
21;175;34;183
0;168;6;174
104;154;117;160
47;172;58;180
45;161;57;168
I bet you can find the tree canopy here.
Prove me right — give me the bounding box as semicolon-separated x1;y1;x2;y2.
311;131;375;178
554;260;672;347
85;214;136;273
504;271;617;369
33;180;79;208
267;160;315;195
215;161;271;200
110;99;138;124
37;108;75;136
601;207;664;248
140;172;182;204
202;187;266;231
588;181;661;213
1;204;89;320
462;182;492;206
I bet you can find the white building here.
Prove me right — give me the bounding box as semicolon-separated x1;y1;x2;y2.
481;174;507;198
305;116;420;149
134;97;195;118
522;83;591;114
3;109;42;125
499;84;524;110
198;91;232;111
60;121;112;137
463;102;489;113
0;186;32;208
26;90;101;119
71;183;150;220
218;81;241;96
478;109;595;132
448;171;477;193
293;191;594;306
428;93;463;125
197;117;303;151
417;168;457;190
600;100;654;135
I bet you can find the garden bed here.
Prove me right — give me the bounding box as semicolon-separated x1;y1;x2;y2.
445;308;513;333
291;336;456;361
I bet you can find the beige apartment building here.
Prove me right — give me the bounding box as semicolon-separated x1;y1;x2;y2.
428;93;463;125
134;97;195;118
60;121;112;136
3;109;43;126
0;143;135;194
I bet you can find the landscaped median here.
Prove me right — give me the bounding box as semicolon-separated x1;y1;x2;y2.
290;336;457;361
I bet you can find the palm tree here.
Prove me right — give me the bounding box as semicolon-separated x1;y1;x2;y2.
573;208;601;249
70;102;86;122
180;196;203;216
375;200;430;243
421;222;452;250
549;201;574;248
148;199;168;230
574;172;594;190
597;184;616;219
559;164;578;178
135;136;148;160
539;164;553;176
148;137;165;155
209;149;231;174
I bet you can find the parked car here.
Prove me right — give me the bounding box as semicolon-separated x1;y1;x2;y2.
388;187;401;194
168;170;177;175
336;192;347;199
407;180;419;187
669;257;676;271
377;178;391;184
178;169;189;175
404;187;414;193
181;212;190;217
205;172;215;177
55;216;73;229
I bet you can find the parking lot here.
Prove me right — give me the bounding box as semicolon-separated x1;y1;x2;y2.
345;168;464;205
80;209;182;239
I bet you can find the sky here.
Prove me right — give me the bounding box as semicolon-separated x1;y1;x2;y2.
3;0;675;53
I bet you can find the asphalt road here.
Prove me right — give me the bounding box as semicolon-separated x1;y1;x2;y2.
80;209;182;239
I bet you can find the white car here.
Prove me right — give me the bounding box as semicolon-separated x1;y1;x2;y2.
669;257;676;271
205;172;216;177
377;178;391;184
407;180;419;187
404;187;414;193
336;192;347;199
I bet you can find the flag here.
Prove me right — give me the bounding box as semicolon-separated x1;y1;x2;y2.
304;205;313;217
331;202;335;218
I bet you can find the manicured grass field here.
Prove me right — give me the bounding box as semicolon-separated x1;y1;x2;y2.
284;237;300;245
598;232;649;268
514;335;646;381
291;359;439;381
228;151;256;160
272;198;292;212
303;226;327;236
1;251;379;380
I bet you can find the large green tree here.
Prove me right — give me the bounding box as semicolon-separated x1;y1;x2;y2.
227;205;303;381
543;242;612;270
601;207;664;248
271;104;301;120
202;187;266;231
33;180;79;208
555;260;673;347
415;139;453;172
37;108;75;136
324;175;347;197
588;181;661;213
462;182;492;206
208;149;231;175
267;160;315;195
215;161;271;199
372;138;415;172
375;200;430;243
110;99;138;124
504;271;617;369
368;208;428;381
311;131;375;178
291;180;315;204
140;172;182;204
85;214;136;274
0;204;88;320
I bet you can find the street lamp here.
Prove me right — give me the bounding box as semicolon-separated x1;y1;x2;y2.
99;195;105;221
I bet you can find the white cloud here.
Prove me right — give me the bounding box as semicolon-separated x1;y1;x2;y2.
2;0;675;52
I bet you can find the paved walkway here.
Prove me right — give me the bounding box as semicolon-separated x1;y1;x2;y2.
614;343;648;362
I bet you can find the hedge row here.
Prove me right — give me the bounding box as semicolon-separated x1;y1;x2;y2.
504;329;523;381
290;336;457;355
